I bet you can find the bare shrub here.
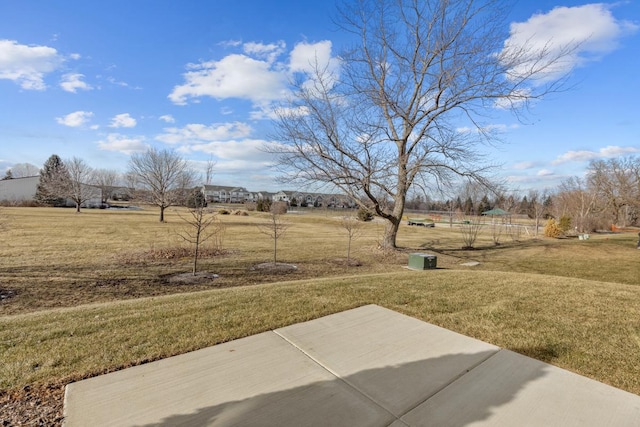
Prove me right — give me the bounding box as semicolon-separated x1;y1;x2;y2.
490;222;504;245
507;224;523;242
460;218;483;249
271;201;288;215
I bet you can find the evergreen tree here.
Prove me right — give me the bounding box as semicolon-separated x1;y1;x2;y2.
454;197;463;211
463;197;474;215
519;195;529;215
186;187;207;208
35;155;70;206
478;195;491;214
2;169;12;180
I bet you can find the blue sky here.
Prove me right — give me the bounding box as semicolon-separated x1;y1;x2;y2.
0;0;638;194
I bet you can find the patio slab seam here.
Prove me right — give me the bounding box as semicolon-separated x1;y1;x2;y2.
272;329;402;424
397;347;502;418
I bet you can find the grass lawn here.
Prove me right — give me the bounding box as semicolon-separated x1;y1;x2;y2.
1;206;639;423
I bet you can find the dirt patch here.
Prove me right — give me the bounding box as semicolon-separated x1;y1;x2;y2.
328;258;363;267
166;272;220;285
250;263;298;273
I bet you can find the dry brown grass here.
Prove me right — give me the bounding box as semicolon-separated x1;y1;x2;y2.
1;207;639;424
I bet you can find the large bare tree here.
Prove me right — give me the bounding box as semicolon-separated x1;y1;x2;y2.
128;148;195;222
556;177;597;233
587;157;640;227
271;0;574;248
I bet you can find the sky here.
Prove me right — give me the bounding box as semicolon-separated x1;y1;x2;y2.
0;0;638;194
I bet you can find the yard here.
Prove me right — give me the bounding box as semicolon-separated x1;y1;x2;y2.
1;206;639;424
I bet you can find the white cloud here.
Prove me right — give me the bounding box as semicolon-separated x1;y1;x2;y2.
243;41;286;63
56;110;94;127
219;40;242;48
169;54;289;105
494;88;532;109
289;41;341;93
537;169;554;177
97;133;149;154
289;40;336;74
0;39;63;90
109;113;137;128
503;4;638;82
552;145;640;164
168;40;339;109
60;73;92;93
456;123;519;134
184;139;278;163
250;105;310;120
159;114;175;123
512;161;537;170
156;122;252;145
69;53;81;60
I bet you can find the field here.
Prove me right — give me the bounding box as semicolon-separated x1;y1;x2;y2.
1;206;639;424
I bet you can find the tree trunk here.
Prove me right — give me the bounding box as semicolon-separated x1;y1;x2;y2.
273;238;277;265
193;245;199;275
76;203;81;213
382;218;401;249
380;184;407;249
159;206;165;222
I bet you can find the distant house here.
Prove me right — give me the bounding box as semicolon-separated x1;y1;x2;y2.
201;184;355;208
255;191;275;201
0;176;39;202
285;190;356;208
203;185;255;203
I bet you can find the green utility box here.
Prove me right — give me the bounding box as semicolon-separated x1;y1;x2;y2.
408;253;437;270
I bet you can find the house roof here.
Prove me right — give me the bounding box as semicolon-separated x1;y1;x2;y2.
203;185;248;192
482;208;510;216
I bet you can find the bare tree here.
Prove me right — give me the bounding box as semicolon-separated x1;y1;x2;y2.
587;157;640;227
556;177;598;233
258;207;290;265
527;189;547;237
93;169;120;204
127;148;195;222
340;214;363;265
270;0;574;249
65;157;99;213
9;163;39;178
176;203;223;276
204;155;216;185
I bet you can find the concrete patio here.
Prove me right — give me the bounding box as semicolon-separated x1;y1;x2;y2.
64;304;640;426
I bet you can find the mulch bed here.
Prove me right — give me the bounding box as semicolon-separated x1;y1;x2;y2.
0;384;65;426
